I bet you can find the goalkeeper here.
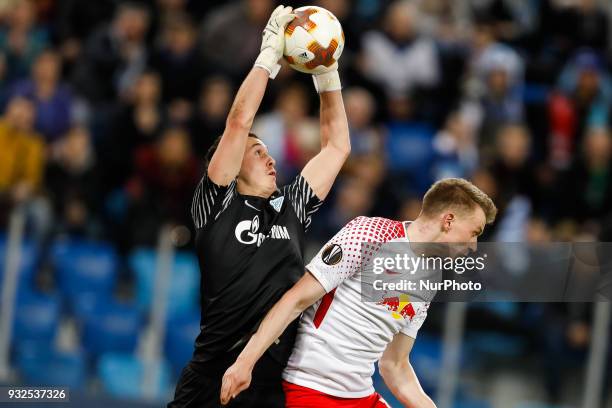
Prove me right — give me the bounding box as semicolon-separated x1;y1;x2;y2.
167;5;350;408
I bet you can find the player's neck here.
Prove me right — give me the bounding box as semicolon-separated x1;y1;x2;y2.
405;217;440;243
237;181;275;199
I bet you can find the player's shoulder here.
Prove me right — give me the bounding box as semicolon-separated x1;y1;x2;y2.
342;216;406;243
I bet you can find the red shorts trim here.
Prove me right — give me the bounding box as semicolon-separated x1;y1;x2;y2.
282;380;392;408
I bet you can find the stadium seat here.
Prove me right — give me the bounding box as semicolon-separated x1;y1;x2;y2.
50;239;118;300
12;289;60;345
98;353;172;401
164;309;199;374
455;399;493;408
465;331;526;358
384;122;435;193
15;342;86;389
0;234;39;287
129;248;199;318
81;299;141;358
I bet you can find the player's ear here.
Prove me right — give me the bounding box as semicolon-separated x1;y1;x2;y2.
441;212;454;232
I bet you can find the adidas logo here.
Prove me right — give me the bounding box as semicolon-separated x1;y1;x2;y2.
299;52;308;59
270;196;284;213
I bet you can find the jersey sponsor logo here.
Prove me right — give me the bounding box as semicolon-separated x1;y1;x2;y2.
251;215;259;234
269;196;284;213
244;200;261;212
377;293;416;320
321;244;343;265
235;219;290;246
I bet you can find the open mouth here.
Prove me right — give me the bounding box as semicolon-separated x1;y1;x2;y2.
268;170;276;177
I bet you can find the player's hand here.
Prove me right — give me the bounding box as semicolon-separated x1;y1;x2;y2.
220;360;253;405
254;5;296;79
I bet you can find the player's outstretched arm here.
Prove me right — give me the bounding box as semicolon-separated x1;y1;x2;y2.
208;5;295;186
220;272;325;405
379;333;437;408
300;71;350;200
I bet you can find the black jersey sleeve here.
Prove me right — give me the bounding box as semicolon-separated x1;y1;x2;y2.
191;172;237;229
284;174;323;231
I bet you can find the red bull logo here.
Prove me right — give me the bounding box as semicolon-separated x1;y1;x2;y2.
377;293;415;320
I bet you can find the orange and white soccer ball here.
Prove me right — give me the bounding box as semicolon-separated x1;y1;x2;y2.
283;6;344;75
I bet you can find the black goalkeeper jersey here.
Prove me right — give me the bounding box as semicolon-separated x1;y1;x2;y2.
189;172;322;375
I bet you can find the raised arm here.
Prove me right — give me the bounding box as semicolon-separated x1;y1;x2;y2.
379;333;437;408
207;68;269;185
207;5;295;186
300;71;351;200
220;272;325;405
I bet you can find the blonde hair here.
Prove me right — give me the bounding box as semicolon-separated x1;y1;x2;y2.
421;178;497;224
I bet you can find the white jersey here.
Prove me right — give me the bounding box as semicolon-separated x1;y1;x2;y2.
282;216;430;398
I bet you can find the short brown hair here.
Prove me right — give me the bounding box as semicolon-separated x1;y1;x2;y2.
204;133;260;168
421;178;497;224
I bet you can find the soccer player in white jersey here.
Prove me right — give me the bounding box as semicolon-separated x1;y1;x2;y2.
220;178;497;407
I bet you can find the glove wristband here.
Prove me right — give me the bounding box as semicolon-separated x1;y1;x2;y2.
312;70;341;93
254;49;281;79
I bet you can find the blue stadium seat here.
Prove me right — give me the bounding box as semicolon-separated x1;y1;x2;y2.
384;122;435;193
81;300;141;358
464;331;526;358
98;353;172;400
129;248;199;318
164;310;199;374
454;399;492;408
0;235;39;286
15;342;86;389
50;239;118;300
12;290;60;345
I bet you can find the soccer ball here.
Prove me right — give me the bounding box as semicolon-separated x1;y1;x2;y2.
283;6;344;75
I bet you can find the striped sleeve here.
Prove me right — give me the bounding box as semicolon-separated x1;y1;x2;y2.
285;174;323;231
191;173;236;229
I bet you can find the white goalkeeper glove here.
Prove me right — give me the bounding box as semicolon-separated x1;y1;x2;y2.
312;60;341;93
254;5;295;79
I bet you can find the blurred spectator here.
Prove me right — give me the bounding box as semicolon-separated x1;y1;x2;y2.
360;0;440;97
9;50;73;142
544;0;609;56
0;0;49;82
189;76;232;157
397;195;422;222
125;126;199;246
54;0;115;68
251;81;316;184
462;18;524;147
316;176;375;238
467;0;534;44
102;70;165;192
45;126;102;238
154;0;190;28
72;2;151;104
149;13;202;104
558;127;612;223
550;49;611;167
344;86;381;156
415;0;467;42
0;96;51;240
0;96;44;201
486;124;537;213
199;0;274;79
432;111;479;179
